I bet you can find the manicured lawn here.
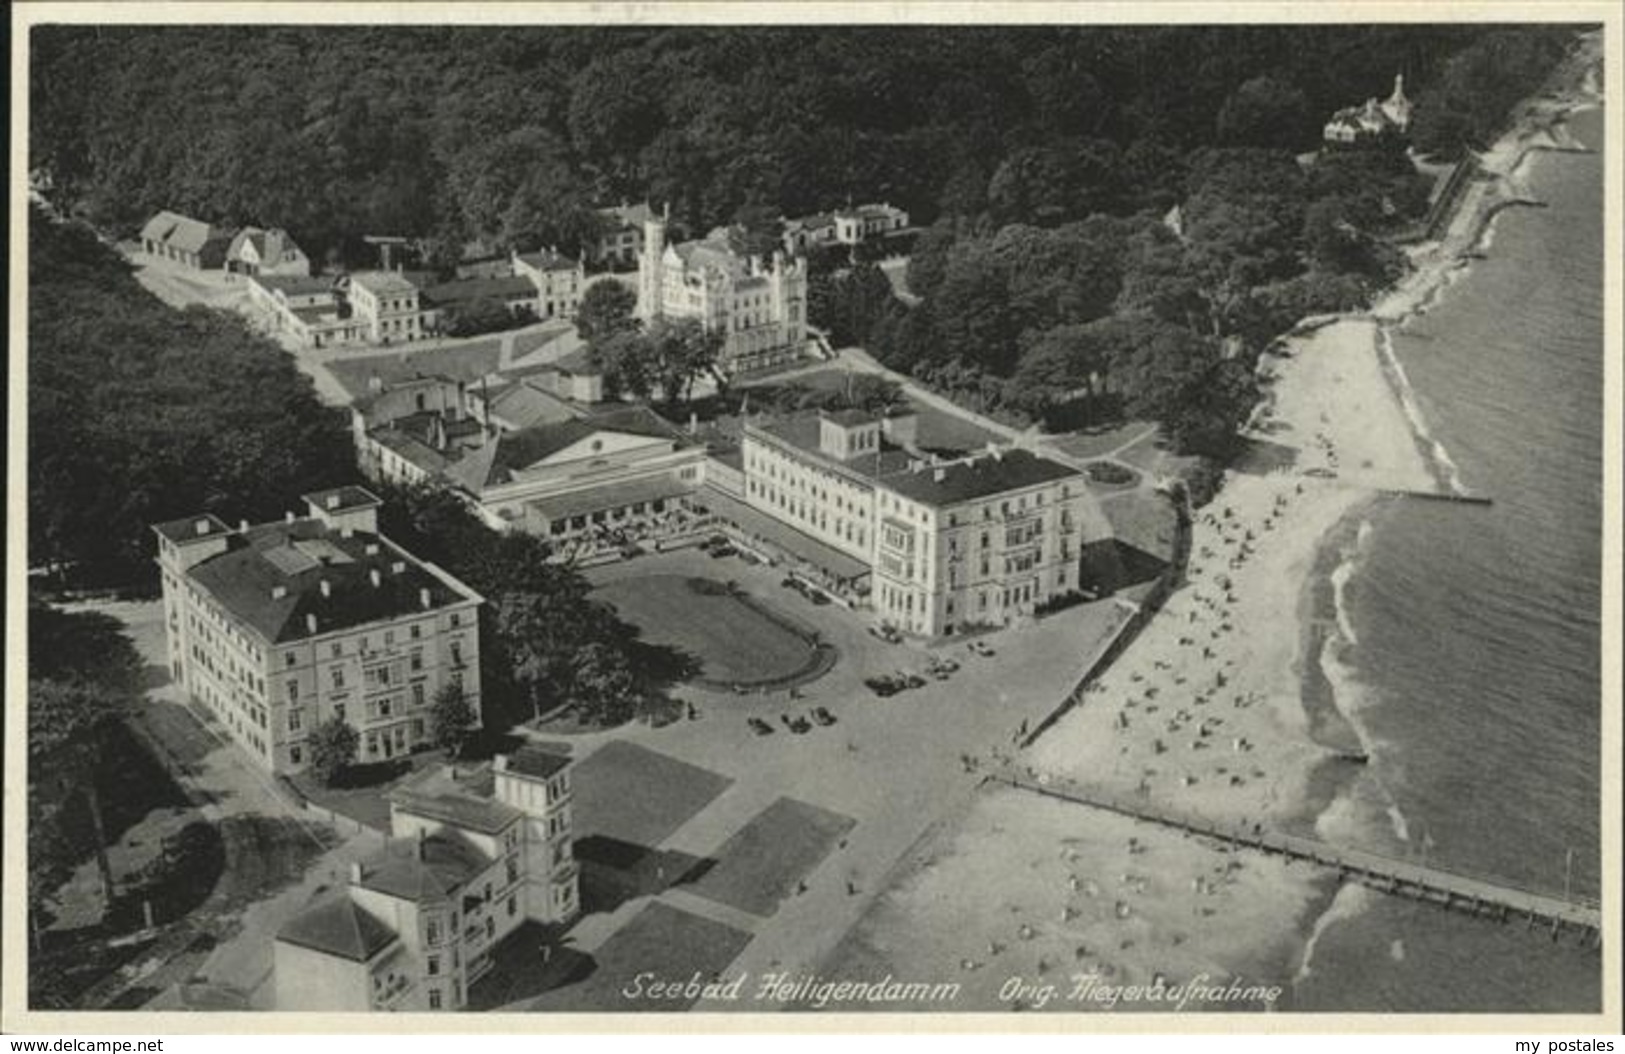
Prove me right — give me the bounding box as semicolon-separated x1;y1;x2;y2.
1045;421;1157;460
909;402;1004;453
571;741;732;849
523;902;752;1012
595;574;819;687
685;797;857;917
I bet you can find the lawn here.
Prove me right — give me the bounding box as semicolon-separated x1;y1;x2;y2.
571;741;732;849
740;365;1004;454
685;797;857;917
595;574;821;688
522;902;752;1012
1044;420;1158;461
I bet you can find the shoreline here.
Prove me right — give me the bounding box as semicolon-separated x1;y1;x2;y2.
810;32;1605;1010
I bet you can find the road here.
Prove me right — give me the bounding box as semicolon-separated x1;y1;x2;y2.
501;546;1142;1011
59;599;382;1008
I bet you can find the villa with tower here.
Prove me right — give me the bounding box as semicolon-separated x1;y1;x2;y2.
1323;74;1414;145
635;206;810;375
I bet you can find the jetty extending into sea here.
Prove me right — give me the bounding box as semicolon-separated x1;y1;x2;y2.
989;767;1602;946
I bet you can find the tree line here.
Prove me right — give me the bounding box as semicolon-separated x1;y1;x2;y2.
28;210;355;583
30;24;1569;270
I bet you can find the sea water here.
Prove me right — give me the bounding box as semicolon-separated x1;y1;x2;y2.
1291;104;1606;1012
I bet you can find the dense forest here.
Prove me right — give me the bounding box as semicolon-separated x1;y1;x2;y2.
27;212;356;580
30;25;1571;266
27;24;1576;488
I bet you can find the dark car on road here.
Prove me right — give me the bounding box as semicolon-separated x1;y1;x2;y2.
812;706;837;726
747;717;774;736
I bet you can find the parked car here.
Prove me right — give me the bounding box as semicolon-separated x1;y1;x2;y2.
864;675;903;697
903;673;927;689
781;576;800;589
867;625;902;644
709;544;736;559
811;706;837;726
807;589;831;606
747;717;774;736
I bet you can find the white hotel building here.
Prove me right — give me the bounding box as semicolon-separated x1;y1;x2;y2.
153;486;483;774
740;409;1113;637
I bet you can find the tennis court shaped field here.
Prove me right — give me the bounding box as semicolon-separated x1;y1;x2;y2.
595;574;826;688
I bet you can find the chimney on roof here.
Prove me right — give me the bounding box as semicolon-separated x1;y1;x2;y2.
326;494;341;510
392;560;406;575
419;587;431;609
689;411;698;435
195;518;213;537
239;519;250;533
272;585;288;600
320;579;332;598
365;543;379;556
368;374;383;394
934;467;947;483
306;613;318;635
370;568;382;588
341;525;353;539
349;862;363;884
286;510;296;524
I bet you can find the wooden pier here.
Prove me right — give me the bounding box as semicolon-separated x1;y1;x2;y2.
1384;488;1494;506
989;769;1601;943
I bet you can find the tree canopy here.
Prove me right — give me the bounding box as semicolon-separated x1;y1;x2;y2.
29;24;1550;264
28;212;354;583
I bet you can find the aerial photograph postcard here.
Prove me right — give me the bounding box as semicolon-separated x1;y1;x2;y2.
6;1;1619;1032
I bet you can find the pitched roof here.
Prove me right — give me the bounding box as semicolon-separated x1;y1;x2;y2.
514;250;578;273
671;234;741;275
140;210;232;253
879;448;1082;508
420;275;538;306
821;408;874;428
354;833;492;904
483;405;683;487
526;475;695;523
389;785;523;837
228;226;305;266
250;273;337;298
182;519;474;644
350;270;419;296
487;382;579;430
501;745;572;781
277;897;397;962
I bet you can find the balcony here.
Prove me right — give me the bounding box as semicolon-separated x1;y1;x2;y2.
371;973;415;1011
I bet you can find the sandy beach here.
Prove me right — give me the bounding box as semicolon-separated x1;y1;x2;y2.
817;318;1436;1010
815;32;1606;1010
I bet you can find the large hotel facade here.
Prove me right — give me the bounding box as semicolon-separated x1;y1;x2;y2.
741;409;1112;637
153;486;484;775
